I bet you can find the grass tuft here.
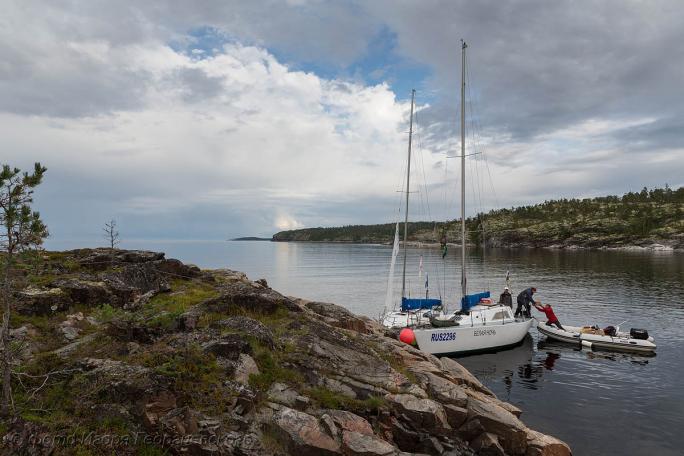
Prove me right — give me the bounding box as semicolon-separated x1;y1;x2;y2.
247;340;304;392
306;386;386;413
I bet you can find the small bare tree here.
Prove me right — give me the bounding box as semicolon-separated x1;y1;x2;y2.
103;219;120;250
0;163;48;416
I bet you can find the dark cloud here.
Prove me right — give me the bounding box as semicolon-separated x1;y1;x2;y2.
174;67;225;101
611;117;684;152
365;0;684;147
0;48;149;117
7;1;683;145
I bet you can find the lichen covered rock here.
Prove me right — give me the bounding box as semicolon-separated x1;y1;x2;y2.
271;407;341;455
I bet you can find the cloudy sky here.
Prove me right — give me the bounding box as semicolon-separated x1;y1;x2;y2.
1;0;683;246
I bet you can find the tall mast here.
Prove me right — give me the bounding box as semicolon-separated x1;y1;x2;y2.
401;89;416;299
460;40;467;299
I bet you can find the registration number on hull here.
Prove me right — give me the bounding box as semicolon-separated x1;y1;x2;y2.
431;332;456;342
474;329;496;336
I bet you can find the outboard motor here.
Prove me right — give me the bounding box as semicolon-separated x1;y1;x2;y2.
603;325;616;336
630;328;649;340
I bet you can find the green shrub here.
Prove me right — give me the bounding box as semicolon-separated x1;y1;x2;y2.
307;386;346;409
10;313;52;333
147;282;218;315
197;311;225;328
145;311;179;330
248;344;303;391
94;304;124;323
151;345;219;383
136;445;169;456
306;386;386;413
97;416;130;436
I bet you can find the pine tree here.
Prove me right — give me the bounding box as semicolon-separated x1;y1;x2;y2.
0;163;48;416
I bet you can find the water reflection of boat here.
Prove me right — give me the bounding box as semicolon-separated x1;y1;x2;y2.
537;338;580;353
585;351;651;365
513;349;560;390
456;334;534;380
455;334;537;398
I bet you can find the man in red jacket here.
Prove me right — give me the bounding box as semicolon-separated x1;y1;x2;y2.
533;302;564;330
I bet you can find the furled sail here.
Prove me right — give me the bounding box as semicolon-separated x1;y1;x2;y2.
384;221;401;312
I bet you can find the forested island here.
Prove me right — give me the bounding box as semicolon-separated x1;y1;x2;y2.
273;186;684;250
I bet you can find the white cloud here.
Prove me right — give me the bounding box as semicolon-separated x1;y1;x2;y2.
1;32;448;241
275;213;304;231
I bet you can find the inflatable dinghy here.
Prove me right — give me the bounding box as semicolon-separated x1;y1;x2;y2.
537;323;656;354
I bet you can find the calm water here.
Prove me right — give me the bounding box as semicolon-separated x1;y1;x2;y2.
51;239;684;455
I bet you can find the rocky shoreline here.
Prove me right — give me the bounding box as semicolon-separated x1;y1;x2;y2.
272;239;682;252
2;249;571;455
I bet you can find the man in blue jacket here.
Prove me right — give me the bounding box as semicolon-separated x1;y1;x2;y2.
515;287;536;318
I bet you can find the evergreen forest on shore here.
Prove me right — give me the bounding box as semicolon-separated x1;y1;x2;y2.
272;186;684;250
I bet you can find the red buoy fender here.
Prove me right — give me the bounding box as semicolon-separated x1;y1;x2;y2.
399;327;416;345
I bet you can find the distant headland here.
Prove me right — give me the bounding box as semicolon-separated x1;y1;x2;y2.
272;186;684;251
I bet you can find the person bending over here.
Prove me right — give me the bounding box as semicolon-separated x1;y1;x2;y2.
515;287;536;318
533;302;564;330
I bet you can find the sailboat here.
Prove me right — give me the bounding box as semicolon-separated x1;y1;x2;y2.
408;41;533;356
381;90;442;329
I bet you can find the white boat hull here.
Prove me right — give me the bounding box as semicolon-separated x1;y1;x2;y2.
537;324;656;354
413;315;534;356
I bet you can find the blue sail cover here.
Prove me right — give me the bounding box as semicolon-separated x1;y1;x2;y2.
401;297;442;312
461;291;491;312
